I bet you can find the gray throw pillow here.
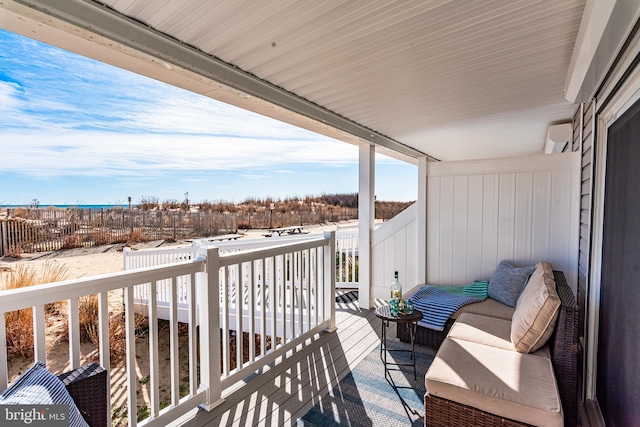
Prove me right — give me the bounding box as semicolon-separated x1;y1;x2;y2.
488;261;534;307
0;361;89;427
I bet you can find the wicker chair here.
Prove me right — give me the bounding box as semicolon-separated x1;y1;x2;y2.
57;363;108;427
406;271;579;427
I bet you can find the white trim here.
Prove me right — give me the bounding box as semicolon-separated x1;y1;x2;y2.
564;0;616;103
587;110;605;401
587;62;640;400
595;5;640;107
428;152;579;177
417;157;428;285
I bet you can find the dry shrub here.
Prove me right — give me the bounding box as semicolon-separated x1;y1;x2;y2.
107;312;148;365
4;307;33;357
0;262;70;356
138;196;160;210
61;233;83;249
108;313;127;364
40;261;70;284
1;264;37;357
12;208;28;218
41;262;70;315
126;229;148;245
71;295;148;366
93;230;113;246
3;245;23;259
78;295;99;343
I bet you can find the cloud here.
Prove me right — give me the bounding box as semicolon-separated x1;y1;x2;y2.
241;174;270;180
1;29;332;144
0;81;21;111
0;130;358;178
0;29;360;179
0;29;413;206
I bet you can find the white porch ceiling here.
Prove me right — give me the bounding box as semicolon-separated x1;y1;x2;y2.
1;0;586;162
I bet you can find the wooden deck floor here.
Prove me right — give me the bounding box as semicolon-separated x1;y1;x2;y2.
179;298;390;427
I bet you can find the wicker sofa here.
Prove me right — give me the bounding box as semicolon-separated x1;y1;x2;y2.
398;265;578;427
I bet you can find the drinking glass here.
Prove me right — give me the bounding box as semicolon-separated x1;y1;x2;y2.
389;299;399;316
404;299;414;314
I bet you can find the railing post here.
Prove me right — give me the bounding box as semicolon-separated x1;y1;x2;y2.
192;240;204;260
324;231;337;332
199;247;224;410
98;291;112;426
33;305;46;364
66;299;80;369
122;246;131;271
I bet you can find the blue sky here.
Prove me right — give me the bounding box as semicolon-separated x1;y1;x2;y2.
0;29;416;206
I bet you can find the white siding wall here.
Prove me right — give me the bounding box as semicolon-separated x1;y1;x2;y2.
371;204;418;299
427;153;581;293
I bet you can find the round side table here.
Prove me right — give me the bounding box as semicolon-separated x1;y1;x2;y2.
374;305;423;380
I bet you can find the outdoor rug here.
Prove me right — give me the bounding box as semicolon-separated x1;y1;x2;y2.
335;290;359;303
299;340;435;427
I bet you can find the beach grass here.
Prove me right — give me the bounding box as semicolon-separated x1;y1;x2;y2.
0;262;69;357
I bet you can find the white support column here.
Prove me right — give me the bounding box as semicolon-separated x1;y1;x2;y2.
417;157;429;284
358;144;375;309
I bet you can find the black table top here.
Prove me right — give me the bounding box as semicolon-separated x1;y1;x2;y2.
374;305;423;323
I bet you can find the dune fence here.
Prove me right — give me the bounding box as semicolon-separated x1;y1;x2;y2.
0;200;412;257
0;208;242;256
0;207;354;256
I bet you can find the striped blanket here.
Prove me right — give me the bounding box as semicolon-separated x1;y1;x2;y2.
409;281;489;331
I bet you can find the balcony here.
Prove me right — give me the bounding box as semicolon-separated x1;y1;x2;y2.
1;232;388;426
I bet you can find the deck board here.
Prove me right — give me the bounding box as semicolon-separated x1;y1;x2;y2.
180;301;390;427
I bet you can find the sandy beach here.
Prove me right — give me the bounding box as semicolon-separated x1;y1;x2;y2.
0;239;185;278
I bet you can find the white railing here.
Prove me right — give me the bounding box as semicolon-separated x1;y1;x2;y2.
335;228;359;288
334;222;382;289
124;225;376;293
0;260;206;427
126;230;356;310
124;245;199;323
125;235;326;322
202;232;336;397
0;232;336;427
123;245;197;270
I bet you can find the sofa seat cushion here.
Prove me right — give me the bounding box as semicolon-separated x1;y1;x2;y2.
425;337;563;427
448;313;551;358
451;298;515;321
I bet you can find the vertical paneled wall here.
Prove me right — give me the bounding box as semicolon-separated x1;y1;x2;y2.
426;153;581;292
371;204;418;299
